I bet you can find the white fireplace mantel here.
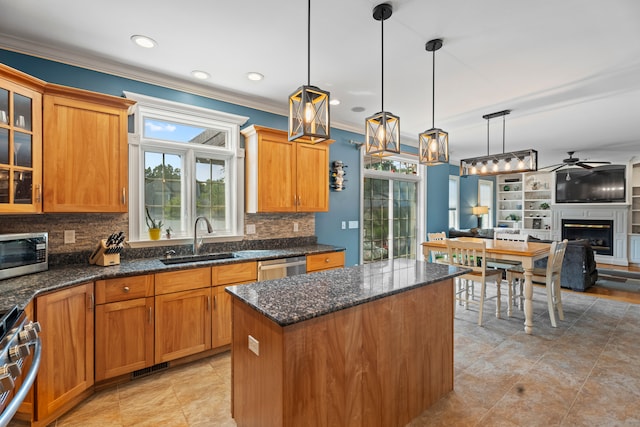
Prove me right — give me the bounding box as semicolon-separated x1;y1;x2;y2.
551;204;629;266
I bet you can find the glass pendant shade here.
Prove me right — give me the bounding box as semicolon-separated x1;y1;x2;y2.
288;85;330;143
365;111;400;156
287;0;330;144
419;127;448;165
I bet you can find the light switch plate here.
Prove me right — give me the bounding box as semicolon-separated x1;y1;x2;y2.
248;335;259;356
348;221;359;229
246;224;256;234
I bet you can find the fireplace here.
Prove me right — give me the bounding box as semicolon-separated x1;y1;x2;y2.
562;219;613;256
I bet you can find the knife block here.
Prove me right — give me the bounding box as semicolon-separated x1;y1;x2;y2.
89;239;120;266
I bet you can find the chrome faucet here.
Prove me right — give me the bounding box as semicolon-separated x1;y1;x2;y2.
193;216;214;255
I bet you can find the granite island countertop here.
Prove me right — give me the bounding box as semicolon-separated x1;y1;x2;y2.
225;258;469;326
0;244;343;312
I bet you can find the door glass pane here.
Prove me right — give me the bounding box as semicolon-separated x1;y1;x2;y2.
144;151;182;234
0;128;7;165
392;180;417;259
14;132;32;167
13;94;32;131
0;88;8;125
363;177;389;262
195;157;226;230
14;170;32;204
0;168;8;203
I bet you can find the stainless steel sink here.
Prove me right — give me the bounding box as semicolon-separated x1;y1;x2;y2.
160;252;236;265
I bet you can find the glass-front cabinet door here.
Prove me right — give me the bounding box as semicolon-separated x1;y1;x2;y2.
0;65;44;213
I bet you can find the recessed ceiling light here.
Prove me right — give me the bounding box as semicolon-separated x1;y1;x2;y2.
330;99;341;106
130;35;157;49
247;72;264;81
191;70;210;80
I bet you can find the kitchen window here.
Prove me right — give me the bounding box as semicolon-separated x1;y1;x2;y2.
125;92;248;243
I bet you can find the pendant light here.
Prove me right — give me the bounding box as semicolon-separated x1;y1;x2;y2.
288;0;330;143
365;3;400;157
419;38;449;165
460;110;538;176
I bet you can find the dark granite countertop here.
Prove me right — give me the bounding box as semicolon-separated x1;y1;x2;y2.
226;258;469;327
0;244;343;312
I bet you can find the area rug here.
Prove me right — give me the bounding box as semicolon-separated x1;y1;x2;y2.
594;269;640;293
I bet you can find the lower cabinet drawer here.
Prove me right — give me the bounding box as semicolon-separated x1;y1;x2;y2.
306;251;345;272
95;274;154;304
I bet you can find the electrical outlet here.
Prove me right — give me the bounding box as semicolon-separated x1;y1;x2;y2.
248;335;259;356
64;230;76;244
348;220;359;229
293;222;299;232
341;221;346;230
246;224;256;234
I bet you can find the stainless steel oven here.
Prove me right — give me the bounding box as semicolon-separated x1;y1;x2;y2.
0;233;48;281
257;256;306;281
0;305;41;426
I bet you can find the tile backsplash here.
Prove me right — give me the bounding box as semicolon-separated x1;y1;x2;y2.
0;212;316;264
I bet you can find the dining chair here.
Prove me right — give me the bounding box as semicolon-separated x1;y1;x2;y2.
426;232;448;263
506;239;568;327
446;239;504;326
493;232;529;315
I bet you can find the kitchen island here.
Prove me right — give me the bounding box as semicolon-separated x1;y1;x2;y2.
226;259;469;427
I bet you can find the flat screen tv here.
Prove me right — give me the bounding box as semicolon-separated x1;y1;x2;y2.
555;165;626;203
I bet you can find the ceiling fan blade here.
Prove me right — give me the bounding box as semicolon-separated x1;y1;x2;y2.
539;163;563;170
576;162;594;169
549;164;567;172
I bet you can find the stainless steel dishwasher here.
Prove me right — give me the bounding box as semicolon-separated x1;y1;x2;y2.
257;256;306;281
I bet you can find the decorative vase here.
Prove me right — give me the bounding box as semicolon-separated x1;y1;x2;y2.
148;228;161;240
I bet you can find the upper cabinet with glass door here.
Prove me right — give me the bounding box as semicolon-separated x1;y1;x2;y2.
0;64;45;214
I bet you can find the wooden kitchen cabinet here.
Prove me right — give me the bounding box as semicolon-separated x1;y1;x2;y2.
155;268;212;362
94;275;154;382
42;84;134;212
242;125;332;213
35;282;94;424
306;251;345;272
0;64;45;214
212;261;257;348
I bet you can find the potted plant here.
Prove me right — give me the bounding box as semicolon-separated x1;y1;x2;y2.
540;202;550;210
145;207;164;240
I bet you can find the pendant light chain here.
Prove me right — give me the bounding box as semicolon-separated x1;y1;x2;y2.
486;117;490;156
502;114;506;154
380;13;384;112
307;0;311;86
431;47;435;129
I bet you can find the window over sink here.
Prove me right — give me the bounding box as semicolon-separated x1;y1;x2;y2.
125;92;248;244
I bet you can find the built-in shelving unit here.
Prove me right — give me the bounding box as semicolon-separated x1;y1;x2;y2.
632;163;640;235
497;171;552;239
497;174;523;229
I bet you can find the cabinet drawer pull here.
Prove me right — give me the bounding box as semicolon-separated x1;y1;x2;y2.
325;258;330;263
123;286;130;293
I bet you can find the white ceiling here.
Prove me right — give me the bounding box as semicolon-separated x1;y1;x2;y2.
2;0;639;167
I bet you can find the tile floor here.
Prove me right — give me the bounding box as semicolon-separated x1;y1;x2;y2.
17;282;640;427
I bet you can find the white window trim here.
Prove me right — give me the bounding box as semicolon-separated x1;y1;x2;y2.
449;175;460;230
478;179;495;229
124;92;249;247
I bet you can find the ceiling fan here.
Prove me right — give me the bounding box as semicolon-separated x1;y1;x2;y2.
541;151;611;172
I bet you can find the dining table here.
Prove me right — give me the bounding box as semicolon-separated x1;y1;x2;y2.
422;237;552;334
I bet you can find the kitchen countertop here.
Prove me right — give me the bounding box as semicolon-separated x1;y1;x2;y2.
0;244;343;312
226;258;469;326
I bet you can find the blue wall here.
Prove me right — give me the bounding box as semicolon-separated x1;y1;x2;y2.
1;49;455;267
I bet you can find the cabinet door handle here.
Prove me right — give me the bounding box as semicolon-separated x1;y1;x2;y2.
148;307;152;324
35;184;41;203
122;188;126;205
88;293;94;311
207;295;211;311
213;295;217;310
